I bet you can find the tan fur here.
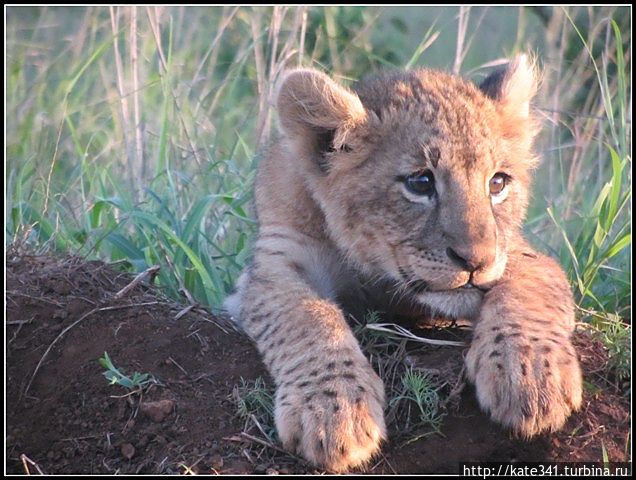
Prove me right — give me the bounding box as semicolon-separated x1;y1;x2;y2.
224;55;583;472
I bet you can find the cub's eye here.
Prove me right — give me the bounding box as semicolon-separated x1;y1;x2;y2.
489;173;509;196
405;170;436;196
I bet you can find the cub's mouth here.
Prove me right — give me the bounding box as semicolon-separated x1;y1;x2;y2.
396;264;491;296
455;282;490;293
405;279;489;295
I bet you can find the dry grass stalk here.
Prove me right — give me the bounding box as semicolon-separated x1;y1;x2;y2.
109;6;135;198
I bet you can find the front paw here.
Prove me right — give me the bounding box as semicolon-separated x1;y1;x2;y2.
466;325;583;437
275;359;386;472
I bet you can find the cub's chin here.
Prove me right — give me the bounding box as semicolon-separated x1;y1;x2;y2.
415;287;485;320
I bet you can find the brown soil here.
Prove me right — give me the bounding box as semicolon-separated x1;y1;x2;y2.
5;252;631;474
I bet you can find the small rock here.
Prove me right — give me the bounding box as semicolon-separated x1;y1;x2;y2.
229;460;253;474
266;468;279;475
121;443;135;460
140;399;174;422
210;454;224;470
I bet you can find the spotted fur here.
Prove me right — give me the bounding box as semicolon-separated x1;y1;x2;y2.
224;55;582;472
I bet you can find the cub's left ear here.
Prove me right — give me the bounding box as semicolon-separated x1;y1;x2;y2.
479;54;540;140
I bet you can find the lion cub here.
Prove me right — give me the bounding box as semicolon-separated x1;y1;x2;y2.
225;55;583;472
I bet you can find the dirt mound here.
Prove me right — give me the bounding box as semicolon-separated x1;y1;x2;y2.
5;252;630;474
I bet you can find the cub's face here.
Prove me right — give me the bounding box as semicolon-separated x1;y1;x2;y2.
278;57;540;318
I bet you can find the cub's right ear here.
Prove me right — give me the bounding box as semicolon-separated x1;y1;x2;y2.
478;54;541;150
276;69;367;152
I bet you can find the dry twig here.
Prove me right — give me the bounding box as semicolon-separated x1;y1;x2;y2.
113;265;160;299
365;323;467;347
20;454;45;475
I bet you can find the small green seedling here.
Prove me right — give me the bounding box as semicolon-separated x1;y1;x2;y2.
98;352;156;390
390;367;444;434
231;377;276;441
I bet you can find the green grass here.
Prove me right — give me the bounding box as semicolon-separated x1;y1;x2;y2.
231;376;277;441
587;311;632;388
540;19;631;317
389;368;444;438
6;7;631;379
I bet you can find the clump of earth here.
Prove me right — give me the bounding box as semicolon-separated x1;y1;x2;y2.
5;251;630;474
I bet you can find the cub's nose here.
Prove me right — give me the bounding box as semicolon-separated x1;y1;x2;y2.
446;246;494;272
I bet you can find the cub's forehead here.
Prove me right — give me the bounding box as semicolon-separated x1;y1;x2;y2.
355;69;494;126
354;69;499;168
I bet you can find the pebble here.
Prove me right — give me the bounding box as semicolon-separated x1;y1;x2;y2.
210;454;223;470
121;443;135;460
140;399;175;422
